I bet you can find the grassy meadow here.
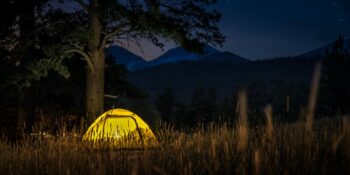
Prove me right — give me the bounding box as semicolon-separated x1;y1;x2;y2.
0;116;349;175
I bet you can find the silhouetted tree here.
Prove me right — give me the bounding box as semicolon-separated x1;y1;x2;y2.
320;34;350;115
155;87;177;123
0;0;72;136
189;87;218;123
217;97;235;123
55;0;225;123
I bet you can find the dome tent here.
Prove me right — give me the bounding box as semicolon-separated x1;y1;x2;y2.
82;108;158;148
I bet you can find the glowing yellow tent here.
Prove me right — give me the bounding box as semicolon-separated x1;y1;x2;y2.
82;108;158;148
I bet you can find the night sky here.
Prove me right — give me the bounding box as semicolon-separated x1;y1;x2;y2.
130;0;350;60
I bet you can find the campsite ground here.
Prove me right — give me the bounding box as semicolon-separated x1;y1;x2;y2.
0;117;349;175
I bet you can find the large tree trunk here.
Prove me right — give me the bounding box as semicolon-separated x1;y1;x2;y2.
86;51;105;124
17;88;36;139
17;0;36;137
86;0;105;124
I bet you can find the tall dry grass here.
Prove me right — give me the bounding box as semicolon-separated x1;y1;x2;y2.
0;116;349;175
237;90;249;153
306;63;322;132
264;105;274;140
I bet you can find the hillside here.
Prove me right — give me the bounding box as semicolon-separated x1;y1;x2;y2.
106;45;251;71
128;57;318;101
300;39;350;58
106;46;147;71
200;51;251;63
136;45;221;70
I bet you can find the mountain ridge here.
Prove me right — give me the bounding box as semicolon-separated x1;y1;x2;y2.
107;45;251;71
138;45;221;70
300;39;350;58
106;46;147;71
106;39;350;71
200;51;251;63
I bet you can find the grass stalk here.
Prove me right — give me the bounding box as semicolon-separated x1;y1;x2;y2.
306;63;322;131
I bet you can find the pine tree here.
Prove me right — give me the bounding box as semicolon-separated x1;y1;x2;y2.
56;0;225;124
0;0;71;135
321;34;350;115
155;87;176;123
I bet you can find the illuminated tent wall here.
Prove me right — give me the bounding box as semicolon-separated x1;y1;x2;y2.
82;108;158;148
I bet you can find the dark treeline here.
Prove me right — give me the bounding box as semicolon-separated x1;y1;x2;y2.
154;83;309;128
0;54;146;139
152;35;350;128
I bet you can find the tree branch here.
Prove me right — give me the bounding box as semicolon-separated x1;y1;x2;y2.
65;49;95;73
100;29;119;50
104;94;119;99
100;23;130;50
1;21;65;51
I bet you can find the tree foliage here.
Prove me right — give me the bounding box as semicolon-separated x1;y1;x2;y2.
155;87;177;123
0;0;225;135
0;0;74;89
51;0;225;121
320;34;350;115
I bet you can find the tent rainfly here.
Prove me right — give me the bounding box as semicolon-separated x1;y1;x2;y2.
82;108;158;148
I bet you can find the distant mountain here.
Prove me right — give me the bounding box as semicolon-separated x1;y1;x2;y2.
140;45;220;69
106;46;147;71
106;45;230;71
200;51;251;63
107;39;350;71
300;39;350;58
128;57;318;102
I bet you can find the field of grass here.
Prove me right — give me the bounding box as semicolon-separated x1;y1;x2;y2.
0;116;349;175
